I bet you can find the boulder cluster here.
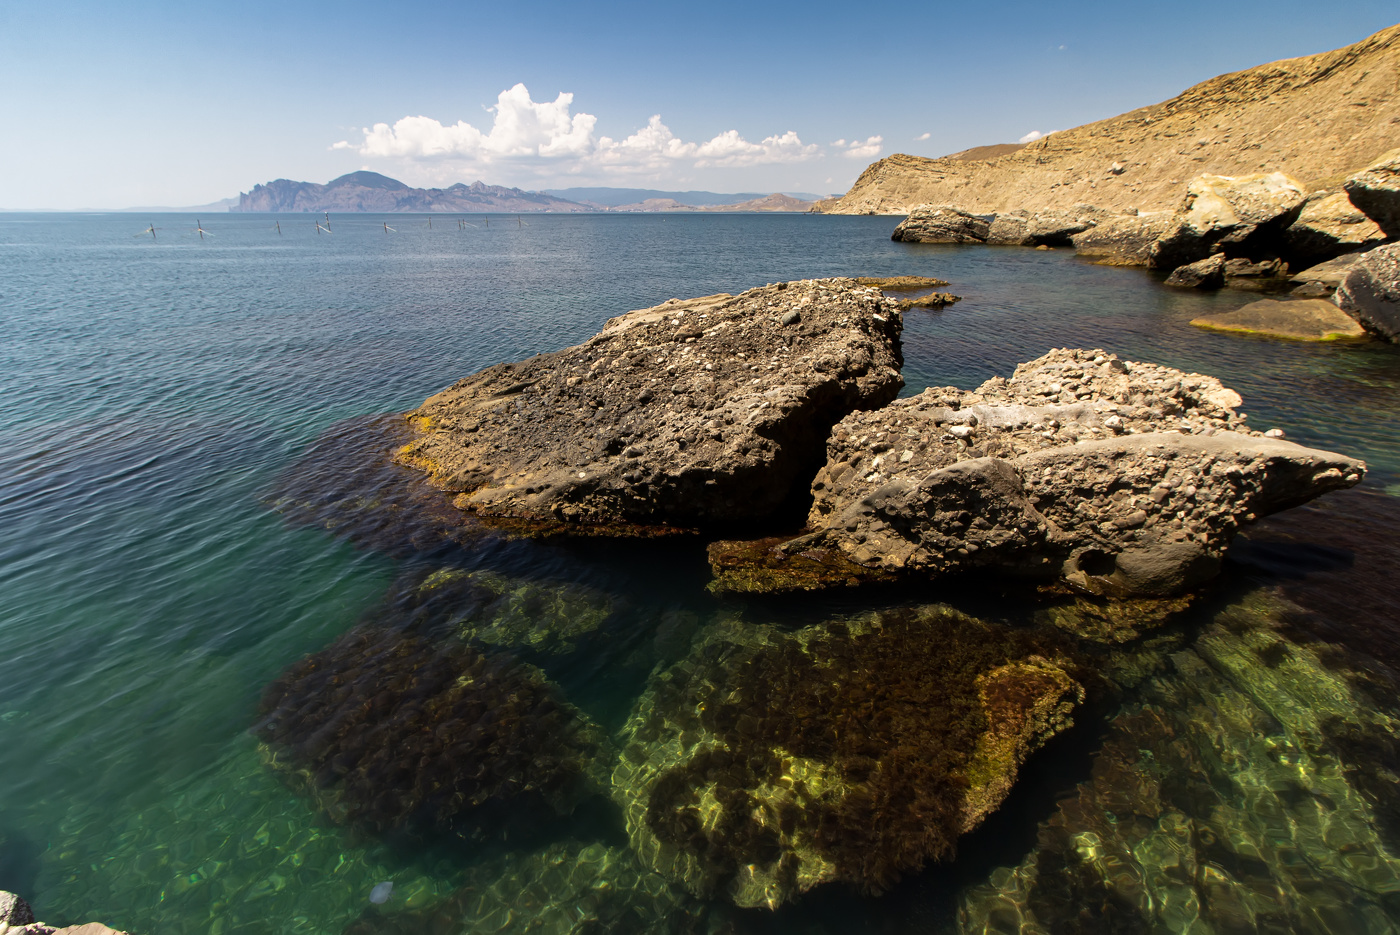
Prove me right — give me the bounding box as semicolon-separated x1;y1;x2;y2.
891;149;1400;343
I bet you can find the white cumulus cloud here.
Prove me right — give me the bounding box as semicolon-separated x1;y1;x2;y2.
1019;129;1060;143
915;132;931;141
333;84;821;180
840;135;883;160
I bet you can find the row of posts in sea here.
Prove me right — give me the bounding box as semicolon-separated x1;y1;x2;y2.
137;212;526;240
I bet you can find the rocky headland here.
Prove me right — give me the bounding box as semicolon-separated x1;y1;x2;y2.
819;25;1400;217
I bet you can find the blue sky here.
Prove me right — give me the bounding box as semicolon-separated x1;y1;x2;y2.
2;0;1396;208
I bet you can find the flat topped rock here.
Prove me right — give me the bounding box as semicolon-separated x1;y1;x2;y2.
394;279;904;531
1190;298;1367;341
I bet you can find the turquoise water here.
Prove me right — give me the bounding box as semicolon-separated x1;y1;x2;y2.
1;212;1398;933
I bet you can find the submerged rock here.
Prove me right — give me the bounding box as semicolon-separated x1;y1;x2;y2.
1343;147;1400;239
394;279;904;532
256;626;609;841
891;205;991;244
959;590;1400;934
1190;298;1367;341
710;349;1365;597
611;607;1082;910
1335;241;1400;342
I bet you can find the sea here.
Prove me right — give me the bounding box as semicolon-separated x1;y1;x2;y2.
1;211;1398;934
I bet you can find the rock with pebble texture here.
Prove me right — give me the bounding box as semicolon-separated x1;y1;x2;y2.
1334;242;1400;342
1284;191;1387;265
394;279;904;532
891;205;991;243
1164;254;1227;288
1149;172;1308;270
1342;147;1400;239
708;349;1365;598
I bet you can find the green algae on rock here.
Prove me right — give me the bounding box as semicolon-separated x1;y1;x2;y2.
958;588;1400;935
256;625;610;841
611;606;1083;910
1189;297;1368;341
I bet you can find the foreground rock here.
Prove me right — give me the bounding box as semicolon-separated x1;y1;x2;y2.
890;205;990;243
0;893;128;935
1190;298;1366;341
394;279;904;532
709;349;1365;597
611;607;1082;909
1343;147;1400;239
1334;242;1400;342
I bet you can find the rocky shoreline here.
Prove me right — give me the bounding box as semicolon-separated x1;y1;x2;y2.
0;892;127;935
885;151;1400;344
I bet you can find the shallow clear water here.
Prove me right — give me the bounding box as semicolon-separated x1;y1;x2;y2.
1;212;1398;934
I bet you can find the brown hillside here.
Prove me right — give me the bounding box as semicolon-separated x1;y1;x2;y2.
821;24;1400;215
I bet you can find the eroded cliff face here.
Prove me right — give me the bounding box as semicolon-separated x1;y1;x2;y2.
819;24;1400;216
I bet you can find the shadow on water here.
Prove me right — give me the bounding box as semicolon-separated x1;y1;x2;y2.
0;820;41;901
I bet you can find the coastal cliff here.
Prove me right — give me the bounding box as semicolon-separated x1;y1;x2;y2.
819;24;1400;216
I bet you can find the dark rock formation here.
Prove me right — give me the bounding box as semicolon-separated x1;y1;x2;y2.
708;349;1365;598
1164;254;1226;288
1190;298;1366;341
611;606;1082;909
890;205;991;243
256;625;609;841
1284;191;1387;265
394;280;905;532
1342;147;1400;238
1335;242;1400;342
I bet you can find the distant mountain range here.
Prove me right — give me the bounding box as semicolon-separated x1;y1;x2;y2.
231;172;821;213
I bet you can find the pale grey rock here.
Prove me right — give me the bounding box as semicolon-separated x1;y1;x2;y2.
1342;147;1400;238
712;349;1365;598
0;893;34;926
1290;252;1365;289
891;204;991;243
988;205;1108;246
1284;191;1386;264
1334;242;1400;342
1072;213;1175;266
1149;172;1308;270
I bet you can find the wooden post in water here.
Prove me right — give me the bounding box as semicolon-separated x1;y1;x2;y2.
276;221;281;236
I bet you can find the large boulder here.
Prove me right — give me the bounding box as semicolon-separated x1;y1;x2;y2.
394;279;904;531
1334;242;1400;342
1190;298;1366;342
1071;213;1175;266
1342;147;1400;238
611;607;1082;910
1149;172;1308;270
1289;252;1365;297
987;205;1110;246
891;205;991;243
708;349;1365;597
1283;191;1386;265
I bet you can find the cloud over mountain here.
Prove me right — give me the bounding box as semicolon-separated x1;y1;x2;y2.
335;84;823;178
333;84;825;180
